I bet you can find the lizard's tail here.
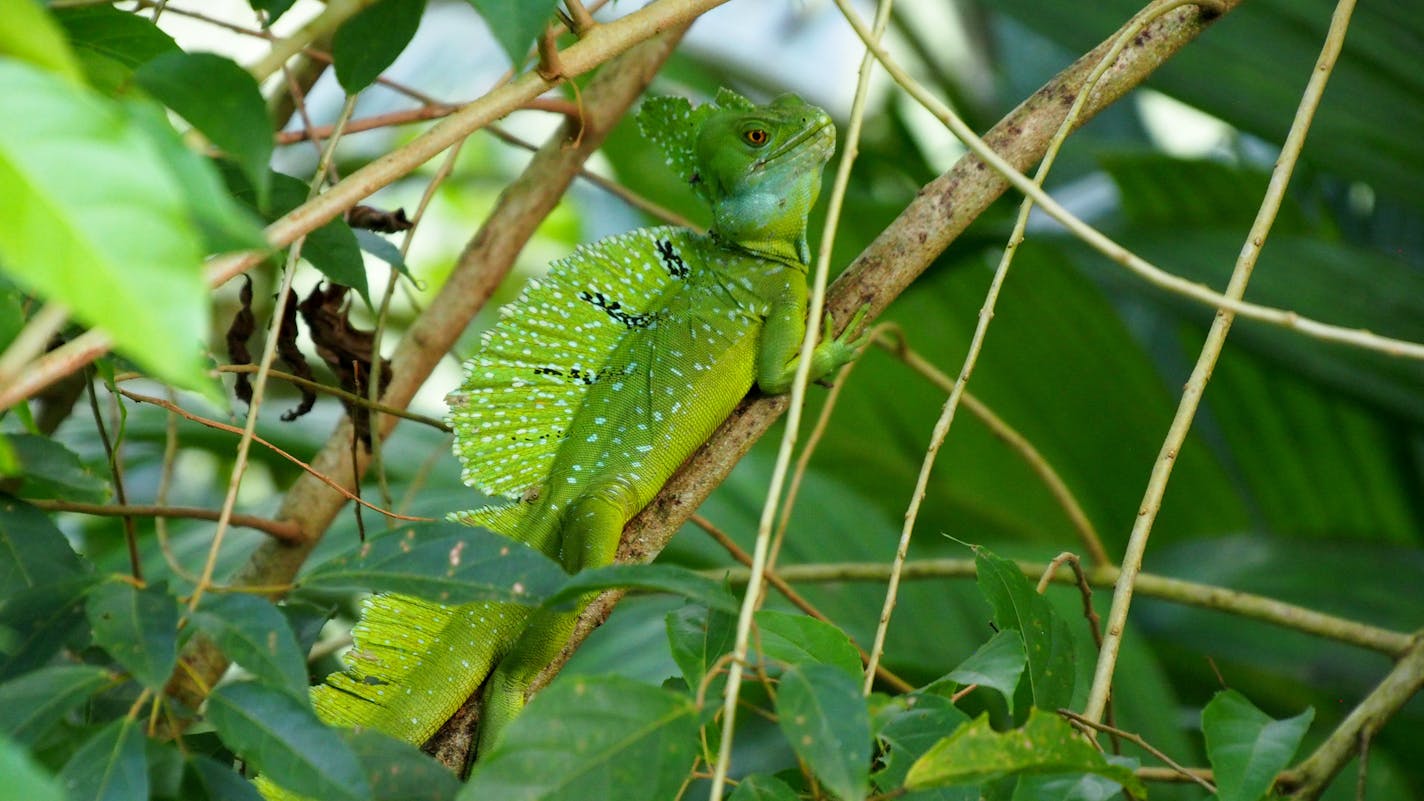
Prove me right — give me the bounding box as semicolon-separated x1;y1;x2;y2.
255;503;552;801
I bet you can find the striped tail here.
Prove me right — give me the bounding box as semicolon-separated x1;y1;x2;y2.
255;502;552;800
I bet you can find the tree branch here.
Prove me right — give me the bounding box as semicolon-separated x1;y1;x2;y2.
162;17;693;722
535;0;1244;689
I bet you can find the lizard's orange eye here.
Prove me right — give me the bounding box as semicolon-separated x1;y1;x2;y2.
742;128;769;147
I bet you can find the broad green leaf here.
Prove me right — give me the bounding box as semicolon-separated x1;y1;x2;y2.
0;434;108;503
133;51;272;207
58;718;147;801
0;0;84;83
775;663;872;801
462;675;698;801
728;774;800;801
332;0;427;93
0;732;67;801
0;60;212;392
301;522;565;605
942;629;1027;713
208;681;370;801
193;594;307;699
0;497;91;600
1202;689;1314;801
974;547;1075;712
873;694;974;801
665;601;735;696
120;99;266;255
754;609;863;679
181;753;266;801
545;563;738;613
344;729;461;801
53;5;179;94
905;709;1145;796
0;578;94;681
1016;757;1141;801
465;0;559;70
84;580;178;692
0;664;111;746
226;169;368;303
355;229;412;278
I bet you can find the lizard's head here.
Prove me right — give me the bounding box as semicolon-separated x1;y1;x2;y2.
695;94;835;266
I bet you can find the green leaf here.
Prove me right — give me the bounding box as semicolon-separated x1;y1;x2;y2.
355;230;412;278
247;0;298;24
974;547;1075;712
263;171;368;303
464;0;559;70
754;609;863;680
0;731;67;801
545;563;739;613
0;0;85;83
0;578;94;681
193;594;308;699
208;681;370;801
181;753;267;801
665;601;735;696
0;664;111;746
53;5;179;94
332;0;428;93
133;51;272;208
58;717;148;801
84;580;179;692
120;99;267;255
775;663;872;801
343;729;461;801
905;709;1145;796
728;774;801;801
873;694;974;800
0;433;109;503
462;675;698;801
303;522;566;605
0;60;213;393
1202;689;1314;801
1017;757;1141;801
0;496;91;600
941;629;1027;713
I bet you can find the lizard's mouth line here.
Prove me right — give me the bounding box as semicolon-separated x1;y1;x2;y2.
757;119;834;169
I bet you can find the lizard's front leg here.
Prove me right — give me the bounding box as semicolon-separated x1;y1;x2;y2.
757;289;869;395
476;484;631;758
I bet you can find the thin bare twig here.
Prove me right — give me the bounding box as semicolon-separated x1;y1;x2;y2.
23;499;303;542
1083;0;1359;725
1059;709;1217;794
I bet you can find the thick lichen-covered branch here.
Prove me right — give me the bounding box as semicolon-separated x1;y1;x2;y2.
538;0;1245;686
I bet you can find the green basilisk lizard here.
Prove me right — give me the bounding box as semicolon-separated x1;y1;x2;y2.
258;88;866;797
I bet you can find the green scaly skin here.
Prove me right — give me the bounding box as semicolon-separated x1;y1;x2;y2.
257;91;866;799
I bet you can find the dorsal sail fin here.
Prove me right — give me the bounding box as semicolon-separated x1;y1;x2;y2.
447;226;702;499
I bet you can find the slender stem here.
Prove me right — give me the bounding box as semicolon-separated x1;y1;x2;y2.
712;558;1413;657
705;0;891;793
830;0;1424;363
1279;631;1424;800
1083;0;1358;725
214;365;449;430
691;515;915;694
1059;709;1217;794
24;500;303;541
878;330;1108;565
0;302;67;384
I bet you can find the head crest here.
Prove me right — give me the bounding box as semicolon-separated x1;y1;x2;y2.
636;88;757;201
